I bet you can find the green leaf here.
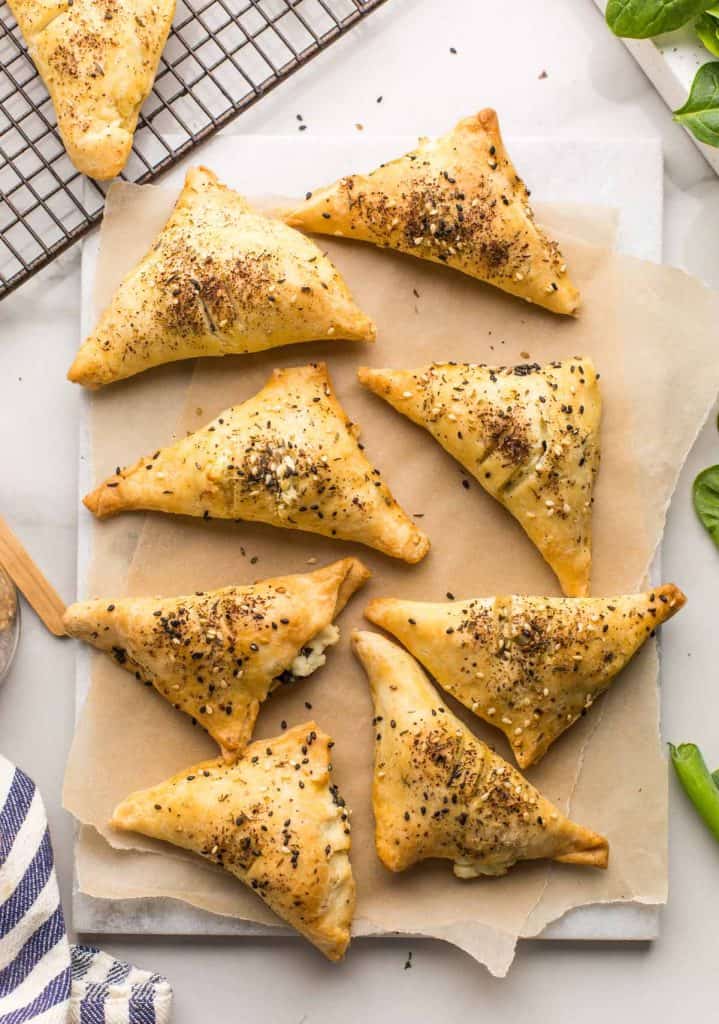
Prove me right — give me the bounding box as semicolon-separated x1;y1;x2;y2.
674;62;719;145
693;464;719;543
705;2;719;15
674;62;719;144
607;0;715;38
696;13;719;54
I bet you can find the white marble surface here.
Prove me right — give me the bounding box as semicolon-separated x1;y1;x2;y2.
1;0;719;1018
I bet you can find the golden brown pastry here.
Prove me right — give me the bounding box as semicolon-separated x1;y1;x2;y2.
84;363;430;564
365;584;686;769
285;109;580;314
69;167;375;388
8;0;174;180
64;558;369;756
111;722;355;959
359;358;600;596
352;630;608;876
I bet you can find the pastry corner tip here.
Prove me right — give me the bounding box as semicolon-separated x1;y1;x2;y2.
346;557;372;587
565;286;582;317
340;315;377;345
330;556;371;615
350;627;375;656
83;482;121;519
108;799;134;833
270;361;329;386
556;833;609;870
60;602;77;635
662;582;687;614
70;126;134;182
476;107;500;131
295;719;333;753
512;746;534;772
82;490;100;516
306;359;330;378
329;941;350;963
403;530;431;564
356;365;385;390
363;596;392;625
315;920;353;962
66;351;104;389
190;163;218;181
219;743;241;764
560;578;590;599
362;318;378;344
545;283;581;318
351;629;399;670
282;205;305;228
556;556;592;598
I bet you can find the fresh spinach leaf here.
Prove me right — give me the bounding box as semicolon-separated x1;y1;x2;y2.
674;62;719;145
696;13;719;54
693;465;719;544
607;0;714;37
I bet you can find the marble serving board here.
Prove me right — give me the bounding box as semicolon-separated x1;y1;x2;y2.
74;133;663;942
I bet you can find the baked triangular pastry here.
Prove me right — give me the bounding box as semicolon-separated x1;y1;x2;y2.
359;358;600;596
352;630;608;876
365;585;685;768
84;363;430;564
8;0;174;180
64;558;369;756
111;722;355;959
69;167;375;388
285;109;580;314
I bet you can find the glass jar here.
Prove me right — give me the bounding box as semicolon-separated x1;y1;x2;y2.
0;566;20;685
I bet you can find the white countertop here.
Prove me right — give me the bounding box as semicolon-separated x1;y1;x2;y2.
1;0;719;1018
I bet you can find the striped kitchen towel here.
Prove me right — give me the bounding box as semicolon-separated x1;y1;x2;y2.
0;755;172;1023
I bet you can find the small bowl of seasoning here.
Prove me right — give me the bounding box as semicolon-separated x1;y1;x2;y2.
0;566;20;685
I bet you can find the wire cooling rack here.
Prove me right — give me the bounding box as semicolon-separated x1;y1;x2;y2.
0;0;388;299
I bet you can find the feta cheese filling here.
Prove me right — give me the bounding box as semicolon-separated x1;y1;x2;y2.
289;624;340;678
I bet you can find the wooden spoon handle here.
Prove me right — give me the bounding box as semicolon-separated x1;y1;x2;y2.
0;517;66;637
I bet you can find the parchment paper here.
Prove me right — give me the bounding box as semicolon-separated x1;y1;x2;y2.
64;182;719;976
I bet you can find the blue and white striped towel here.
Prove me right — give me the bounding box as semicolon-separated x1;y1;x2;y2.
0;755;172;1023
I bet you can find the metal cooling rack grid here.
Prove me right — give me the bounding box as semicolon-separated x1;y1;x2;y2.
0;0;388;299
